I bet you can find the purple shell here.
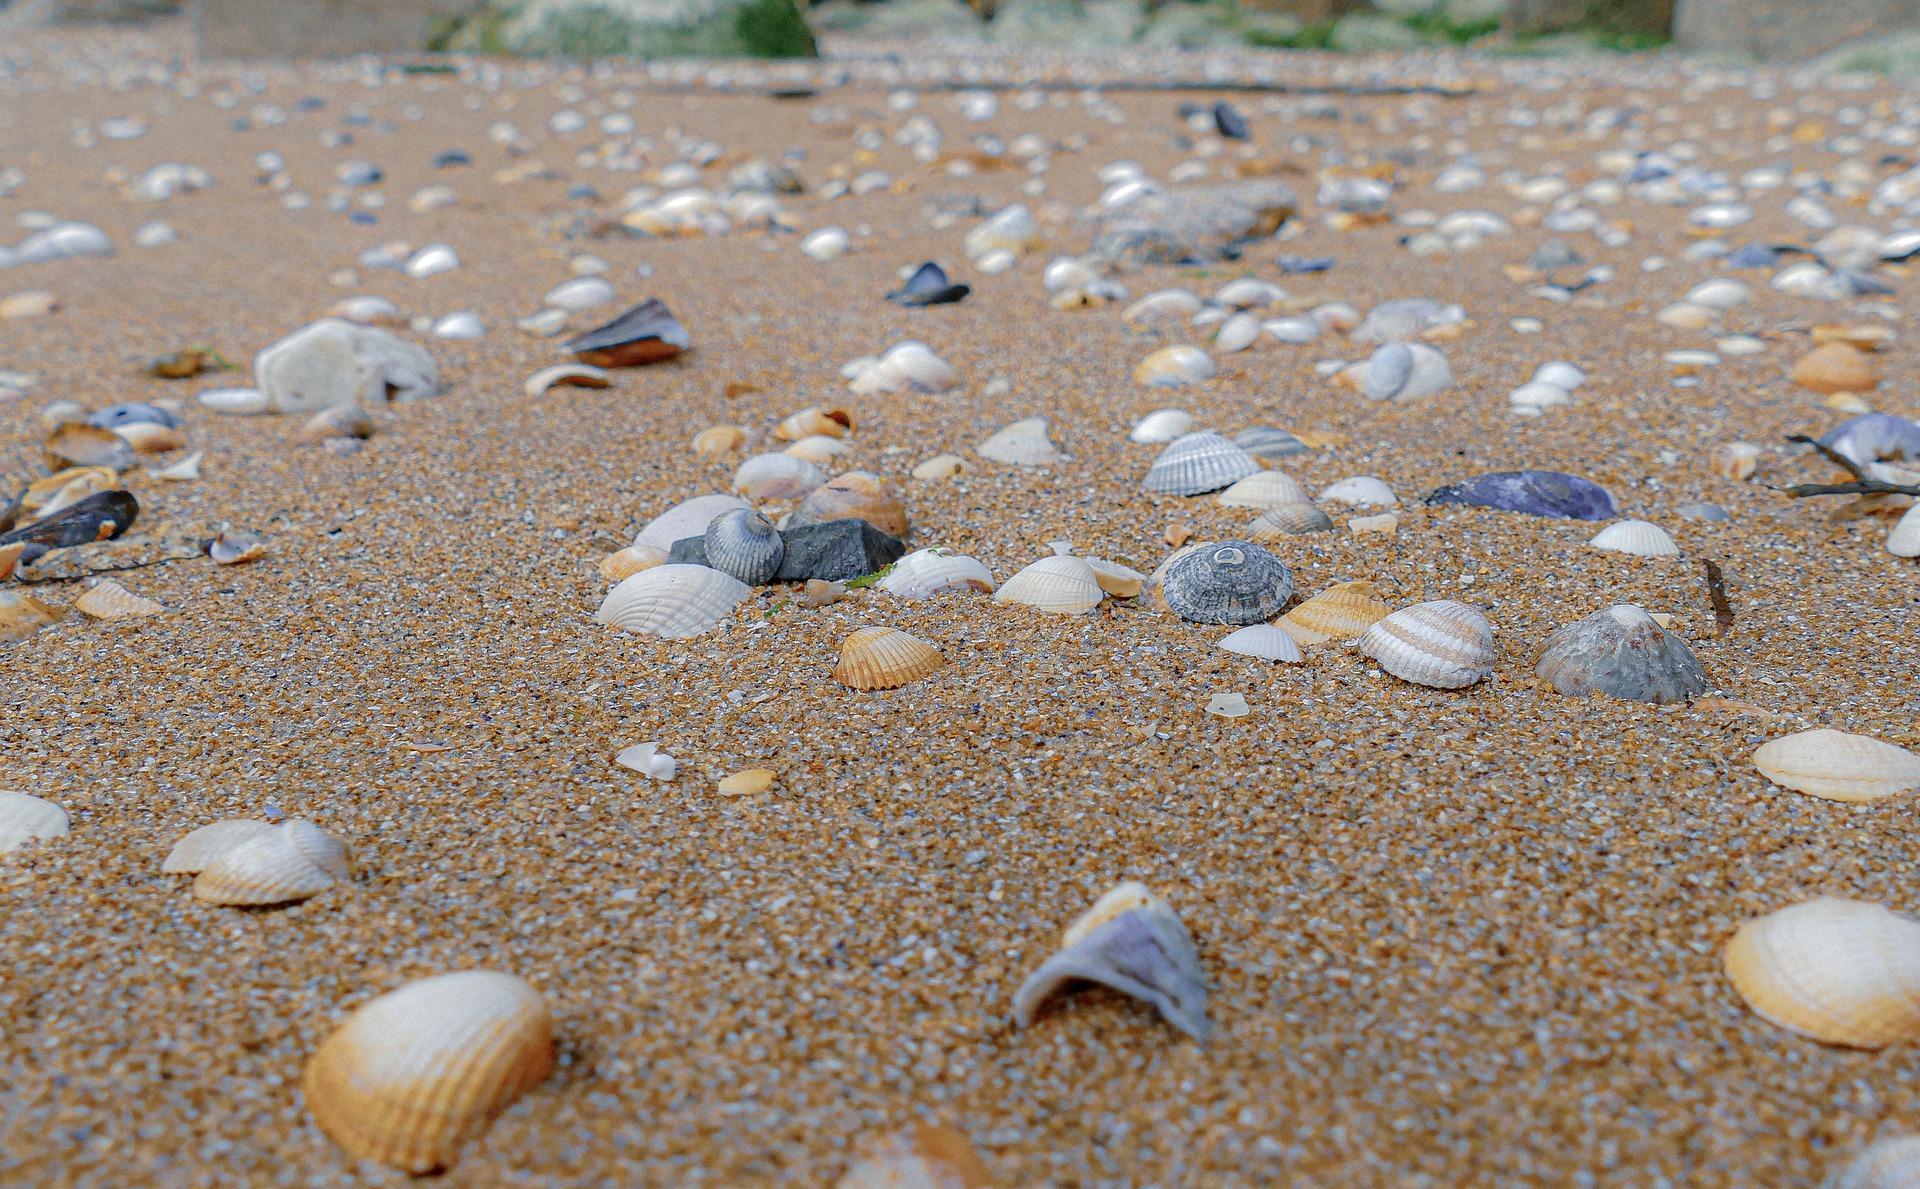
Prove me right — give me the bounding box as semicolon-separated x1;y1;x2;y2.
1425;470;1619;520
1819;413;1920;466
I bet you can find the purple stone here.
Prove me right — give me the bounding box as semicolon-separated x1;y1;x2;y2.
1425;470;1619;520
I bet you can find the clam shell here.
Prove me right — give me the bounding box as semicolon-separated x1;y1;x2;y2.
615;742;677;781
782;434;850;464
1084;556;1145;598
702;508;784;586
774;406;853;441
0;791;70;855
837;1124;994;1189
1013;881;1209;1041
1128;408;1194;444
191;818;351;906
1357;600;1495;689
196;387;268;415
1535;605;1708;705
1889;504;1920;558
788;472;909;539
74;580;163;620
1216;470;1309;509
1533;360;1586;389
599;545;665;581
522;363;610;396
995;555;1104;614
879;548;995;599
1213;277;1288;309
1233;425;1311;460
1725;897;1920;1049
911;453;969;480
151;450;204;481
163;819;276;873
1160;540;1295;625
595;564;751;639
848;341;956;395
21;466;118;521
305;971;555;1173
1134;345;1217;388
732;453;826;500
1249;503;1335;539
833;626;945;690
1588;519;1680;557
1828;1135;1920;1189
0;544;22;584
45;422;136;471
634;495;749;552
1218;625;1303;662
1213;312;1261;353
1751;730;1920;804
1122;288;1202;326
1142;431;1261;496
976;417;1062;466
1317;475;1397;507
113;421;187;454
0;590;63;641
693;426;748;455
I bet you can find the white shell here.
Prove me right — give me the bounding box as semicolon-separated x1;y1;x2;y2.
1217;625;1303;663
1684;278;1752;308
188;819;350;905
1752;730;1920;804
403;243;460;279
196;387;268;415
1358;600;1496;689
634;495;749;551
615;741;678;781
430;312;486;339
1361;342;1452;401
976;417;1062;466
542;277;616;311
1829;1135;1920;1189
1215;470;1309;509
994;556;1104;614
1122;289;1202;326
595;565;751;639
1213;278;1288;309
879;548;996;599
0;791;69;855
1134;345;1216;388
732;453;826;500
1128;408;1194;444
1262;316;1320;344
848;341;957;395
1213;312;1261;354
1509;381;1572;410
1588;519;1680;557
1889;504;1920;558
163;819;275;873
800;226;850;261
963;203;1041;261
1532;360;1586;389
1725;898;1920;1049
1317;475;1398;507
1142;431;1261;496
522;363;610;396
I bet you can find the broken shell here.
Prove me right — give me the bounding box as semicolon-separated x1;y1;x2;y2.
732;453;825;500
1535;605;1708;705
702;508;784;586
837;1125;993;1189
74;580;162;620
782;435;850;464
833;626;945;690
1142;431;1261;497
1134;345;1216;388
615;742;677;780
1588;519;1680;557
151;450;204;481
0;544;21;584
1751;730;1920;804
911;453;969;480
1358;600;1495;689
295;405;374;445
1318;475;1397;507
595;564;751;639
1128;408;1194;444
717;769;777;797
1160;540;1295;625
561;298;689;367
879;548;995;599
995;556;1104;614
1249;503;1335;539
21;466;117;520
1013;881;1209;1041
162;819;276;873
788;472;909;539
1724;897;1920;1049
599;545;665;581
1711;442;1761;481
1827;1135;1920;1189
0;791;69;855
693;425;748;455
189;819;351;906
1218;624;1303;663
1084;557;1145;598
802;578;846;607
1276;580;1391;645
1216;470;1309;509
1791;343;1879;394
634;495;749;552
1349;513;1399;535
522;363;611;396
775;406;853;442
0;590;62;640
208;527;267;565
305;971;555;1174
112;421;187;454
45;422;135;471
976;417;1062;466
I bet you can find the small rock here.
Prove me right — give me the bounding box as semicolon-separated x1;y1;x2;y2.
253;319;437;414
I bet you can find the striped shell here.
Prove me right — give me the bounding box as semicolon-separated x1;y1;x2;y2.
1358;600;1495;689
702;509;784;585
1249;503;1335;538
1828;1136;1920;1189
1160;541;1295;625
1234;426;1310;461
1724;898;1920;1049
1217;470;1309;509
879;548;995;599
1589;519;1680;557
995;556;1104;614
976;417;1062;466
788;472;909;539
634;495;749;551
1142;431;1261;496
833;626;945;690
174;818;351;906
1128;408;1194;444
837;1125;994;1189
1218;625;1303;663
595;564;751;639
1751;730;1920;804
0;791;69;855
1276;581;1392;645
1134;345;1216;388
732;452;825;500
305;971;555;1173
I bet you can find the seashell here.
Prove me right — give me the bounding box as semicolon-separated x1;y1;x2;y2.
782;435;849;464
45;422;135;471
208;527;267;565
295;405;374;445
849;341;957;395
1122;289;1203;326
976;417;1062;466
1358;600;1495;689
431;312;486;340
1589;519;1680;557
1654;302;1715;330
543;277;616;312
615;742;677;780
1249;503;1334;539
1813;323;1896;352
800;226;850;262
879;548;995;599
1216;470;1308;509
634;495;749;552
74;580;162;620
1349;513;1399;534
702;509;784;585
1711;442;1761;481
837;1124;994;1189
562;299;690;367
1828;1135;1920;1189
911;453;969;480
1213;312;1261;353
775;406;854;442
888;261;969;307
1890;504;1920;559
1262;315;1320;344
162;819;276;873
1218;625;1303;663
88;401;181;430
693;426;748;455
1013;881;1209;1041
595;564;751;639
1820;414;1920;467
1206;691;1249;717
403;243;460;279
1141;432;1260;496
1724;898;1920;1049
1317;475;1397;507
995;556;1104;614
1213;278;1288;309
20;466;118;520
1134;345;1216;388
518;309;569;337
1426;470;1618;520
1159;541;1294;625
788;472;909;539
1792;343;1879;394
113;422;187;454
717;769;777;797
196;387;268;415
1352;297;1463;343
1684;278;1752;308
963;203;1042;261
599;545;664;581
803;579;846;607
0;590;63;640
1509;381;1571;412
0;791;69;856
190;819;351;906
150;450;203;482
732;453;825;500
327;294;405;326
1362;342;1453;401
1535;605;1708;705
1751;730;1920;804
1533;360;1586;389
1233;425;1311;460
1084;557;1145;598
1128;408;1194;444
833;626;945;690
305;970;555;1174
522;363;610;396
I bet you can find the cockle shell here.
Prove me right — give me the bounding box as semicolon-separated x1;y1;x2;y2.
1751;730;1920;804
732;453;826;500
162;819;275;873
1134;345;1216;388
1589;519;1680;557
775;406;853;442
74;580;163;620
788;472;909;539
879;548;995;599
0;590;62;641
181;818;351;906
1234;425;1311;460
837;1125;994;1189
1724;897;1920;1049
0;791;69;855
305;971;555;1173
1276;580;1390;645
1249;503;1334;538
702;508;784;586
833;626;945;690
1129;408;1194;444
595;565;751;639
1535;605;1708;705
1142;432;1261;496
693;426;748;455
1122;289;1202;326
1159;541;1295;625
1013;881;1209;1041
1218;625;1303;662
1216;470;1308;509
1828;1135;1920;1189
1317;475;1397;507
1358;600;1495;689
976;418;1062;466
1891;504;1920;558
634;495;749;552
522;363;610;396
995;556;1104;614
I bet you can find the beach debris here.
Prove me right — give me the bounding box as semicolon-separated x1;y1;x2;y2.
206;527;267;565
1588;520;1679;557
701;508;784;585
1360;342;1452;401
1426;471;1617;520
403;243;460;279
1159;541;1294;625
1535;606;1707;705
1751;730;1920;804
1702;560;1734;637
1891;505;1920;558
74;580;162;621
634;496;749;556
1317;476;1397;507
1089;179;1295;265
0;490;138;562
1358;600;1494;689
1820;414;1920;468
1206;692;1251;717
255;320;437;414
562;299;689;367
0;590;61;639
1013;881;1209;1041
1725;898;1920;1049
836;1124;994;1189
1234;426;1310;461
0;791;69;855
164;818;350;905
196;387;268;415
1084;557;1145;598
964;203;1042;266
615;742;679;780
775;406;853;442
1142;432;1260;496
595;565;751;639
693;426;749;455
833;626;945;690
1218;625;1303;662
888;261;969;307
995;556;1104;614
976;418;1062;466
148;348;223;379
800;226;850;262
788;472;909;539
1711;443;1761;481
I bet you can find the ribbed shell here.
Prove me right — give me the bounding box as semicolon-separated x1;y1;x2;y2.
634;495;749;551
1358;600;1495;689
1128;408;1194;444
189;819;350;906
163;819;274;873
1249;503;1335;539
788;472;909;539
599;545;665;581
702;509;783;585
879;548;995;599
994;556;1104;614
1159;541;1295;625
1013;881;1209;1041
1134;345;1217;388
1829;1136;1920;1189
1724;898;1920;1049
1275;581;1390;645
1317;475;1398;507
833;626;945;690
976;418;1062;466
304;971;556;1173
74;580;163;620
1889;505;1920;558
1362;343;1414;401
732;452;825;500
1589;519;1680;557
1534;605;1708;705
1751;730;1920;804
595;565;751;639
1234;426;1311;460
0;791;69;855
44;422;135;471
1142;432;1261;496
1218;625;1303;662
1216;470;1309;509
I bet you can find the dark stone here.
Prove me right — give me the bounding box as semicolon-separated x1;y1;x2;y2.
0;490;138;564
888;261;970;307
1213;101;1250;140
432;148;472;168
774;519;905;582
1276;254;1335;274
87;402;181;430
1536;606;1709;706
1089;180;1297;266
1426;470;1618;520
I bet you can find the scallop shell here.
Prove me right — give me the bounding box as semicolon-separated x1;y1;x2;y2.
1159;540;1295;625
1122;289;1202;326
1588;519;1680;557
788;472;909;539
189;818;352;906
837;1125;994;1189
1724;897;1920;1049
74;580;163;620
833;626;945;690
732;452;826;500
775;406;853;441
0;590;63;641
1751;730;1920;804
976;417;1062;466
599;545;665;581
1828;1135;1920;1189
1233;425;1311;461
522;363;610;396
305;970;555;1173
1317;475;1397;507
1791;343;1879;394
702;508;784;585
634;495;749;552
1249;503;1335;539
1888;504;1920;558
1084;556;1145;598
1357;600;1495;689
1128;408;1194;444
783;434;851;464
994;556;1104;614
0;791;70;856
1218;625;1303;662
1013;881;1209;1041
1216;470;1309;509
692;425;748;455
1142;431;1261;496
878;548;995;599
45;422;135;471
595;565;751;639
1134;345;1217;388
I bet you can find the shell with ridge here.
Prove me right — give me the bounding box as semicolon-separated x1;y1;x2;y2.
634;495;749;552
1827;1135;1920;1189
1589;520;1680;557
1535;605;1708;705
787;472;909;539
595;565;751;639
75;580;163;620
995;556;1104;614
836;1125;995;1189
976;418;1062;466
702;509;784;585
304;970;555;1173
1012;881;1209;1041
879;548;995;599
1218;625;1303;662
599;545;665;581
1213;312;1261;353
1216;470;1309;509
732;453;825;500
1751;730;1920;804
1249;503;1335;539
1214;278;1288;309
1128;408;1194;444
1318;475;1398;507
0;791;69;856
775;406;854;442
848;341;957;395
163;819;275;873
1724;897;1920;1049
1134;345;1217;388
191;819;350;905
1357;600;1494;688
1142;432;1261;496
1234;425;1311;460
833;626;946;690
1159;541;1295;625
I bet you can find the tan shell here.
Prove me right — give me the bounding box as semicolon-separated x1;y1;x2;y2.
716;768;777;796
113;421;188;454
0;791;70;856
1358;599;1495;689
994;556;1104;614
21;466;118;516
1216;470;1309;509
1751;729;1920;803
596;564;751;639
1084;557;1145;598
0;589;62;640
522;363;611;396
75;580;163;620
837;1124;995;1189
911;453;969;480
295;405;374;445
305;970;555;1173
975;418;1062;467
833;626;945;691
1275;580;1390;645
1829;1135;1920;1189
0;543;24;584
186;819;351;906
791;472;909;538
692;425;748;455
1724;897;1920;1049
598;544;666;581
1791;342;1879;394
1133;345;1217;388
774;405;853;441
1711;442;1761;481
45;421;135;471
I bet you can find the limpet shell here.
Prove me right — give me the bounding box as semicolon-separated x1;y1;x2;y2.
879;548;995;599
1725;897;1920;1049
1134;345;1216;388
693;425;748;455
702;508;784;586
1357;600;1495;689
1216;470;1308;509
976;417;1062;466
788;472;909;539
522;363;610;396
1535;605;1708;705
732;453;825;500
595;564;751;639
1159;540;1295;625
1128;408;1194;444
0;791;69;856
1588;519;1680;557
995;556;1104;614
833;626;945;690
187;818;351;906
1142;431;1261;496
1828;1135;1920;1189
1249;503;1334;539
775;406;853;441
305;970;555;1173
1218;625;1303;662
837;1125;994;1189
1013;881;1209;1041
1751;730;1920;804
74;580;162;620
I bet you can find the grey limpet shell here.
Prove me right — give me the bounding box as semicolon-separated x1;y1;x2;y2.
1535;605;1708;706
702;508;783;587
1160;539;1295;625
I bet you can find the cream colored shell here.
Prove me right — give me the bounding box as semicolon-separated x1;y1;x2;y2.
1724;897;1920;1049
1218;625;1304;662
74;581;164;620
1890;504;1920;559
0;791;70;856
595;565;751;639
1751;730;1920;804
1128;408;1194;444
1216;470;1309;509
1588;519;1680;557
168;818;350;906
1133;345;1216;388
731;452;825;500
1358;600;1495;689
833;626;945;690
975;417;1062;466
994;556;1104;614
879;548;995;600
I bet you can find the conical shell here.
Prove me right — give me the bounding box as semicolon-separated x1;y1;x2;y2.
1218;625;1303;662
0;791;69;855
1249;503;1335;539
693;425;748;455
1216;470;1309;509
595;564;751;639
74;580;163;620
1357;600;1495;689
1128;408;1194;444
732;452;825;500
634;495;749;552
1724;897;1920;1049
833;626;945;690
702;508;784;586
879;548;995;599
774;406;853;441
305;970;555;1173
1752;730;1920;804
163;819;275;873
788;472;909;539
1142;432;1261;496
1134;345;1216;388
994;556;1104;614
976;418;1062;466
189;819;350;906
0;590;62;641
837;1125;995;1189
1828;1135;1920;1189
1159;540;1295;625
1589;519;1680;557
